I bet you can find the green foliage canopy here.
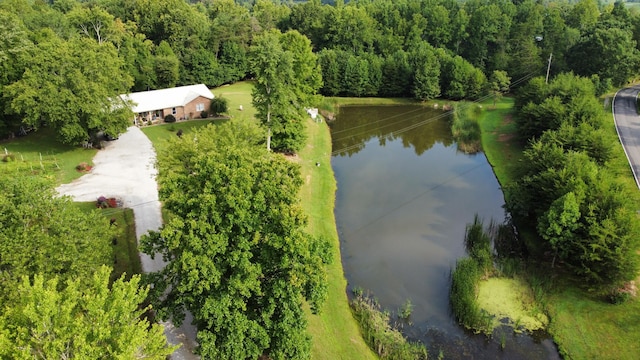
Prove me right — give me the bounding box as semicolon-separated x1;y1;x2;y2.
142;121;331;359
510;73;640;288
5;35;133;144
250;29;322;153
0;176;113;300
0;266;176;359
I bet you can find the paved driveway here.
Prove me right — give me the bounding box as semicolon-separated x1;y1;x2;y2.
56;126;198;359
613;85;640;190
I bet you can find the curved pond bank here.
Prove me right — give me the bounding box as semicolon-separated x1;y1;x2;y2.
330;104;559;359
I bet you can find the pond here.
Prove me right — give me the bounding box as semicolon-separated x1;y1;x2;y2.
330;105;559;359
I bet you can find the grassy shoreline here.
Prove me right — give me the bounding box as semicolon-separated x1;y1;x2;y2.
477;96;640;359
298;117;377;360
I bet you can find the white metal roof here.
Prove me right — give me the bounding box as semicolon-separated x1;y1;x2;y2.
120;84;214;113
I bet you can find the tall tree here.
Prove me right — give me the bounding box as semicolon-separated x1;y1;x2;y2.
66;5;117;45
0;267;176;359
250;29;321;153
567;26;640;86
0;10;32;138
566;0;600;31
538;192;581;268
0;176;113;301
5;34;133;144
411;42;441;100
462;0;514;71
252;0;291;32
154;40;180;88
286;0;331;49
326;4;378;53
141;121;331;359
489;70;510;107
250;29;293;151
120;32;156;91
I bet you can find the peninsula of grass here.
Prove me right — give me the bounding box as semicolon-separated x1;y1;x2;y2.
477;95;640;359
298;117;377;360
477;96;522;186
0;127;97;184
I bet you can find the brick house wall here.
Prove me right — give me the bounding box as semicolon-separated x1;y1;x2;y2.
184;96;212;119
157;96;211;120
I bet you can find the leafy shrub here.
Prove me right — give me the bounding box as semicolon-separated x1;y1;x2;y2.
608;290;631;305
209;97;228;116
164;114;176;123
200;110;208;119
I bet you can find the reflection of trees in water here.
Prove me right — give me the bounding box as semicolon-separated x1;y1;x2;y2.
330;105;453;157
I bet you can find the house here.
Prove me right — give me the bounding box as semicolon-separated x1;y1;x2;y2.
120;84;214;125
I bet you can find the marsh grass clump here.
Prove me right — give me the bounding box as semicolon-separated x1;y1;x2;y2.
464;215;493;273
350;292;428;360
451;216;496;332
450;257;492;333
451;104;481;153
398;299;413;320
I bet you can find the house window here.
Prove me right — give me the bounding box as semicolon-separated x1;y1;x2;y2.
172;107;177;115
196;103;204;112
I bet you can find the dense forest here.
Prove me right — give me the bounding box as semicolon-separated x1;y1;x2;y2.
2;0;640;141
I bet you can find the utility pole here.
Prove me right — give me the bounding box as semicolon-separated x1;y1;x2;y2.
545;53;553;84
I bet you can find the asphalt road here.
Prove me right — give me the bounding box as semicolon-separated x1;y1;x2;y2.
56;126;199;359
613;85;640;190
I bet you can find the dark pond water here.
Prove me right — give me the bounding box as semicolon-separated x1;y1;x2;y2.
330;105;560;359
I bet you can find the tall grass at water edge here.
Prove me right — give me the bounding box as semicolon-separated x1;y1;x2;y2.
451;104;482;153
349;292;428;360
451;216;495;333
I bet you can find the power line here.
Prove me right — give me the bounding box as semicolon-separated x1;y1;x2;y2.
339;162;487;240
330;71;538;156
331;70;539;235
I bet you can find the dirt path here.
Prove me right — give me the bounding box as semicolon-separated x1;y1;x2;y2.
56;126;199;359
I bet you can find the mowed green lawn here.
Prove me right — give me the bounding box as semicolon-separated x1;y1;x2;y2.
212;81;257;121
141;119;222;145
298;118;377;360
478;96;640;360
0;127;97;184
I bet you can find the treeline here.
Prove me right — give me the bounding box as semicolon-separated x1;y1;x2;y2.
509;73;640;291
3;0;640;141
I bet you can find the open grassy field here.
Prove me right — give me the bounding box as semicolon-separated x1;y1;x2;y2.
140;119;221;145
212;81;257;121
0;127;97;184
477;95;640;360
544;279;640;359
